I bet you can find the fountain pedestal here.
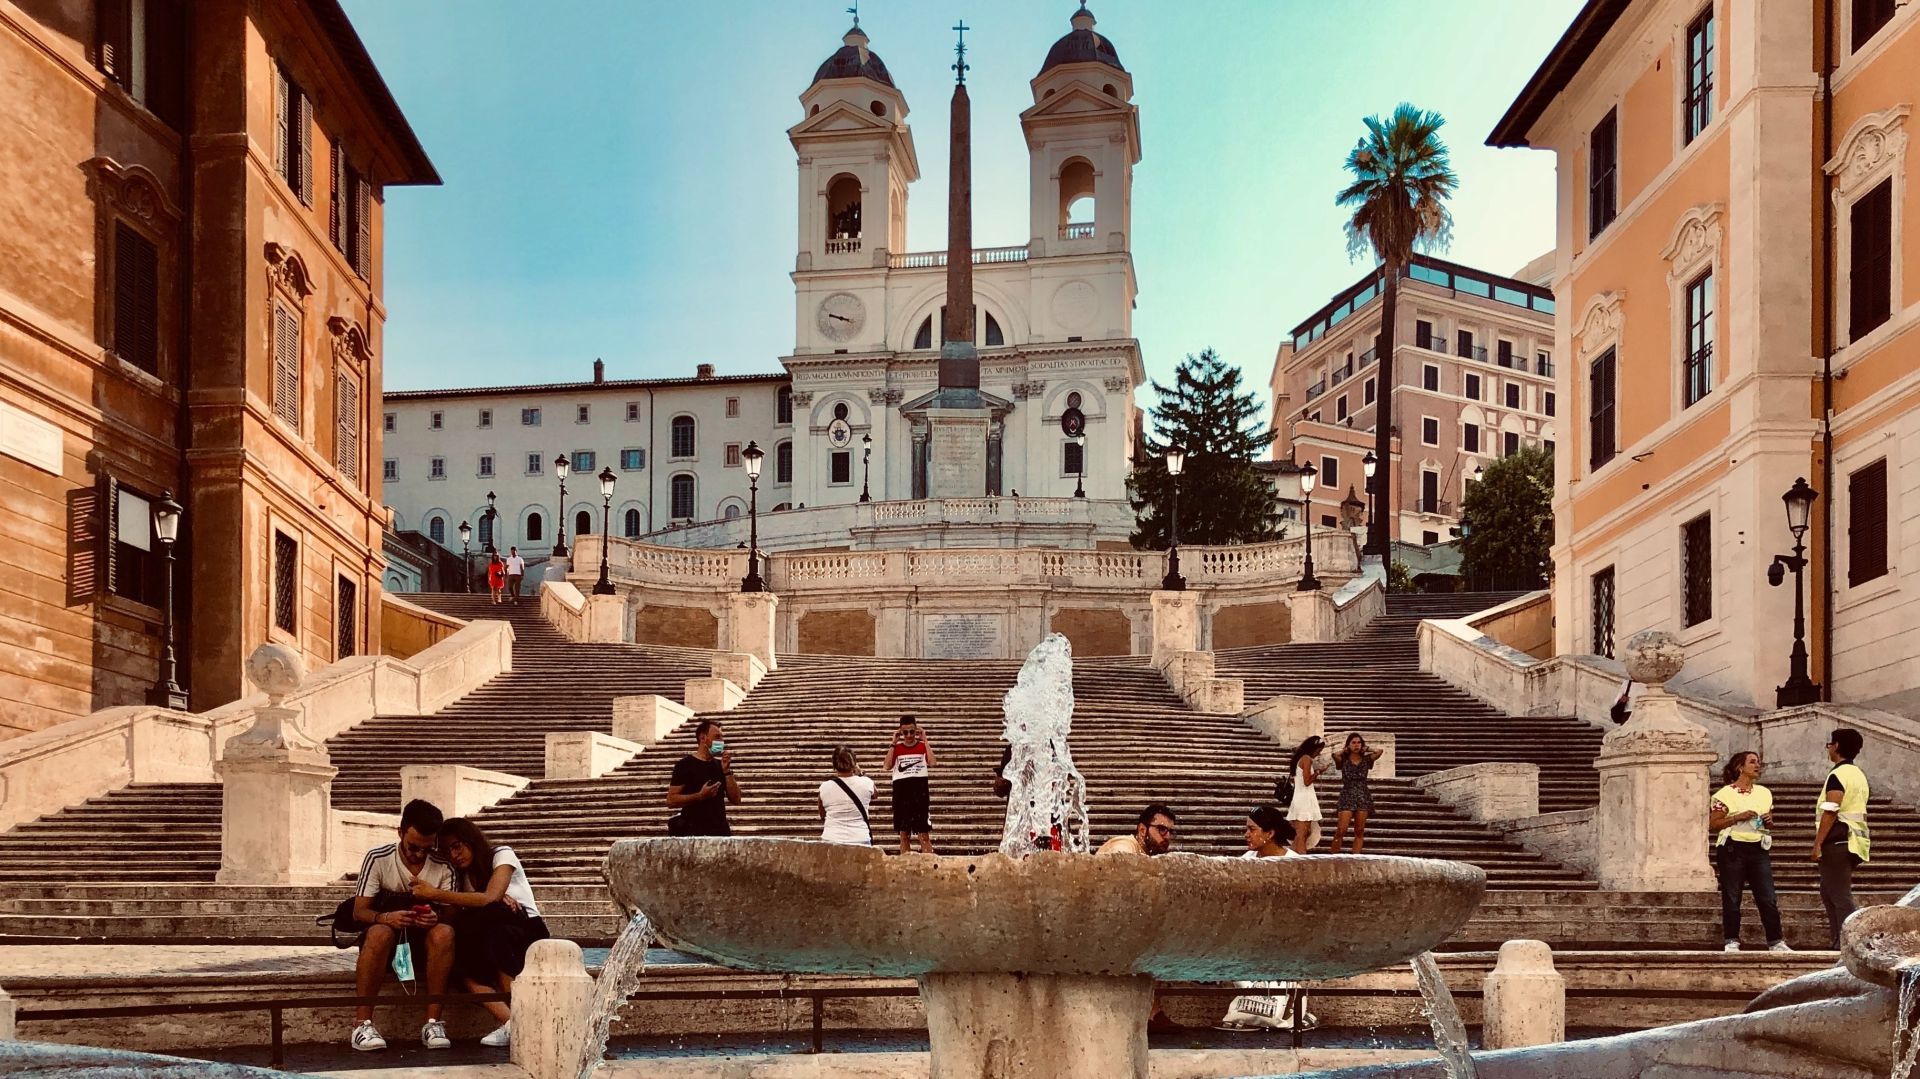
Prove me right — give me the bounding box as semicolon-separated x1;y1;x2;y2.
922;972;1150;1078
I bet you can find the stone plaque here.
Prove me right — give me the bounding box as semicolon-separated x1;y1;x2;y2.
923;614;1005;659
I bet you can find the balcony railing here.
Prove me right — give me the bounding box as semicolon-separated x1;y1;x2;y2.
1416;498;1452;515
1458;344;1488;361
1306;379;1327;399
825;236;862;255
1330;361;1353;386
1537;359;1556;377
1359;346;1378;367
889;244;1032;269
1059;222;1095;240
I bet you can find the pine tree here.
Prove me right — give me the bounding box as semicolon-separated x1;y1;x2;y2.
1129;349;1281;548
1457;445;1553;591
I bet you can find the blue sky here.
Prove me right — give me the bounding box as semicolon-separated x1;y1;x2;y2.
346;1;1580;402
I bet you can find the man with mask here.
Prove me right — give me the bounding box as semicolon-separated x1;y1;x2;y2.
1813;727;1870;948
1098;804;1178;856
666;720;741;837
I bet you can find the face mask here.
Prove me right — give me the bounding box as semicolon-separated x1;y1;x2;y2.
391;940;416;982
709;740;726;754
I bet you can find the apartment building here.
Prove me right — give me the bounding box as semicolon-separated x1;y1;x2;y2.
1268;255;1557;545
1491;0;1918;710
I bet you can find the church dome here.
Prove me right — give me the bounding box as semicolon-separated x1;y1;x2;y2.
1039;6;1124;75
813;26;896;88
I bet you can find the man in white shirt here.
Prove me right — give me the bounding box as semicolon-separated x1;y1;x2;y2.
349;799;459;1053
504;547;526;605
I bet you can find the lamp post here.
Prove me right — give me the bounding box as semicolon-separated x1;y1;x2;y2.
741;441;767;592
592;467;616;596
1361;450;1378;549
858;434;872;504
458;520;472;593
483;490;498;554
551;455;570;559
1160;446;1186;591
146;490;188;709
1073;433;1087;498
1769;477;1822;707
1298;462;1321;591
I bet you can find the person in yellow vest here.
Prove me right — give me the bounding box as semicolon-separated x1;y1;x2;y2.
1811;727;1870;948
1707;751;1788;952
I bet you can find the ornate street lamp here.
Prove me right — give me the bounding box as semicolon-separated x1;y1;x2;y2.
1073;433;1087;498
741;441;767;592
551;454;570;559
1361;451;1378;550
1161;446;1187;591
858;434;873;504
1298;462;1322;592
458;520;472;593
592;467;617;596
483;490;498;554
1769;477;1822;707
146;491;188;709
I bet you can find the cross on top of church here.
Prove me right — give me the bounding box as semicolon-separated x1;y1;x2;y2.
953;20;969;84
845;2;858;28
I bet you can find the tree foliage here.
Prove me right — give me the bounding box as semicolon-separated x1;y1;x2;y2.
1335;103;1458;266
1129;349;1280;548
1458;445;1553;592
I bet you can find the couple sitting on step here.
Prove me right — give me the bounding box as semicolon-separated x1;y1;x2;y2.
340;798;550;1053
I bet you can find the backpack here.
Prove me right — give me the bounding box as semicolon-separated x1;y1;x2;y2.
317;891;413;949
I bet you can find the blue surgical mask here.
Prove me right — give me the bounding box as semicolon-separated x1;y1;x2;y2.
709;740;726;754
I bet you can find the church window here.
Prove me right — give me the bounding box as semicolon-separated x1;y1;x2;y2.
1059;158;1096;239
834;402;850;421
775;441;793;484
826;174;862;253
830;451;852;485
1063;440;1084;476
1067;392;1082;409
869;100;886;117
671;474;696;519
985;312;1004;347
914;317;933;350
671;415;696;458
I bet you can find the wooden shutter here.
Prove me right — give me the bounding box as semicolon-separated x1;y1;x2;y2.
1850;180;1893;340
335;372;360;483
296;90;313;205
98;0;132;84
272;302;301;428
1589;348;1617;470
113;223;160;374
99;473;122;596
1848;459;1889;585
355;174;373;278
273;66;289;182
329;143;343;248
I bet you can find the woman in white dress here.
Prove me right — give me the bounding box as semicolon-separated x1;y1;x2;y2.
1285;736;1326;854
818;747;875;846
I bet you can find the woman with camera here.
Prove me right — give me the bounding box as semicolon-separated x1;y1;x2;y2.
408;817;550;1049
819;746;876;846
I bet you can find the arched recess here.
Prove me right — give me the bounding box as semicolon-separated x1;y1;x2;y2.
807;394;871;430
574;509;594;537
621;506;644;538
1041;380;1107;423
423;510;451;547
826;173;863;247
1058;156;1097;234
669;473;697;521
519;507;545;544
898;279;1027;351
718;498;747;520
908;306;1009;350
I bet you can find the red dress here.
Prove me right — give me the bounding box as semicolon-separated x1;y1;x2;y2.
487;562;506;590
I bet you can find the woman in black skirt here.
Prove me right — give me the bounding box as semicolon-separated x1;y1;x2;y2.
412;817;551;1049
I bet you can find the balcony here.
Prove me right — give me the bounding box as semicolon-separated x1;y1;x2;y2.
1458;344;1489;362
1330;361;1353;386
889;244;1032;269
1359;346;1378;367
1416;498;1452;515
826;236;862;255
1059;222;1095;240
1306;379;1327;399
1537;359;1556;377
1415;335;1445;353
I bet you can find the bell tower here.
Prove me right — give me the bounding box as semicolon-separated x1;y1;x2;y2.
790;23;918;275
1022;5;1140;260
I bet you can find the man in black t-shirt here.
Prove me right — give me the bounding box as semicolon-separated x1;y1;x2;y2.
667;719;741;836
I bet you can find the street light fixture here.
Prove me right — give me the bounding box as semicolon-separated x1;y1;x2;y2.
1769;477;1821;707
1361;451;1378;552
484;490;498;553
1298;462;1322;591
592;467;617;596
147;491;188;709
551;454;570;559
458;520;472;593
858;434;873;504
741;441;767;592
1073;433;1087;498
1161;446;1187;591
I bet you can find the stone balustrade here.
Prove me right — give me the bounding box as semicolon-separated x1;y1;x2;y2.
632;497;1137;555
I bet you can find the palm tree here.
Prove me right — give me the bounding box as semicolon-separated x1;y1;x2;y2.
1336;103;1457;575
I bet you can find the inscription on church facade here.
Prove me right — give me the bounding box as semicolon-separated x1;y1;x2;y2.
923;614;1005;659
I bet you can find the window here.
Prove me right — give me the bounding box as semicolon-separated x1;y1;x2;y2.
1545;439;1556;457
384;413;395;433
1537;350;1554;376
725;397;740;418
1421;417;1438;445
429;457;445;479
1592;566;1616;658
1589;347;1618;471
913;317;934;350
723;504;743;520
776;386;793;424
273;64;312;204
985;312;1005;347
671;474;695;519
576;404;590;424
1504;431;1521;457
776;441;793;484
272;530;298;635
271;301;300;428
111;223;159;375
526;512;543;543
623;508;642;538
725;443;742;468
626;401;641;422
1422;365;1439;391
330;148;371;278
477;514;493;550
1849;179;1894;340
1416;320;1437;349
1683;269;1715;406
334;373;360;482
1063;440;1085;475
1422;530;1440;546
1589;108;1619;238
1321;514;1338;528
621;448;645;470
1456;329;1475;359
1364;379;1376;405
521;407;541;426
478;409;492;428
671;415;696;458
336;575;357;659
1336;396;1349;422
478;455;493;478
575;510;592;536
1497;340;1514;368
95;0;189;129
430;411;444;430
830;451;852;484
526;453;542;475
571;450;595;473
100;479;162;607
428;516;445;545
1506;383;1522;409
1848;459;1889;585
1320;456;1339;488
1463;423;1480;453
1678;513;1714;627
1465;373;1482;401
383;459;397;481
1544;391;1556;417
1420;470;1440;513
1684;7;1715;143
1854;0;1896;50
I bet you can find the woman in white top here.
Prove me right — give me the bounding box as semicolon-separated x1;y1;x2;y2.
1219;806;1310;1032
818;747;876;846
1284;736;1326;854
412;817;549;1049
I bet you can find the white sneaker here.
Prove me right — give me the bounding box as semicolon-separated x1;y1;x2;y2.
350;1021;387;1052
1723;941;1741;952
480;1021;512;1048
421;1019;451;1049
1769;941;1794;952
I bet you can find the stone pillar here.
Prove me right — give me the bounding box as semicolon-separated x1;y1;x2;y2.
727;591;779;671
1592;630;1718;892
927;407;991;499
511;938;596;1079
0;985;15;1040
215;645;339;886
585;593;625;642
1290;588;1335;642
921;971;1152;1079
1149;590;1199;670
1482;939;1565;1049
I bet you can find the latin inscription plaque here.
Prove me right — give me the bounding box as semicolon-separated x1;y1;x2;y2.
923;614;1004;659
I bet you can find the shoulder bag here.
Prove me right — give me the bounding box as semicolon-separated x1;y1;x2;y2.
830;776;873;843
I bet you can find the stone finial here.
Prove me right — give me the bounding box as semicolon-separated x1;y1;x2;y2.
1620;629;1684;687
245;643;304;704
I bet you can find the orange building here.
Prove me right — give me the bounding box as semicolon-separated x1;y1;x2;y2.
1492;0;1916;710
0;0;436;736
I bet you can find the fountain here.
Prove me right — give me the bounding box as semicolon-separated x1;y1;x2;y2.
602;634;1487;1077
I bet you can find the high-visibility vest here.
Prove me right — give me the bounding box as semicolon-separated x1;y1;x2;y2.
1818;762;1870;863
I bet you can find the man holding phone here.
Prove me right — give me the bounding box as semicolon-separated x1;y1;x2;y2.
667;720;742;836
349;798;459;1052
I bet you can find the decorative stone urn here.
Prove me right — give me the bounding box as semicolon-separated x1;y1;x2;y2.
1593;629;1717;891
215;644;338;885
1619;627;1687;687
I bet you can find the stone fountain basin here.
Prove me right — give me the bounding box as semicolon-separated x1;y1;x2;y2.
1841;903;1920;987
605;838;1485;982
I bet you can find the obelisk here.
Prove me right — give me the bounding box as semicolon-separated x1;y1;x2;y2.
925;21;991;499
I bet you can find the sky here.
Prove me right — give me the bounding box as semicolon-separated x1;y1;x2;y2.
345;0;1582;407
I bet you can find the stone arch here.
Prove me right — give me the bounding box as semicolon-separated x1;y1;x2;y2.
1057;156;1097;233
807;392;871;430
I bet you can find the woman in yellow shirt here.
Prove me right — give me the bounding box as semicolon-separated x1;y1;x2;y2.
1708;751;1789;952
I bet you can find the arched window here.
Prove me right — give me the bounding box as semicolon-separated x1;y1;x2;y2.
833;401;850;421
623;508;642;537
1059;158;1096;238
772;502;793;512
723;503;743;520
575;509;592;536
428;516;445;545
985;311;1004;347
776;386;793;424
526;512;543;543
913;316;933;350
671;474;696;520
826;174;862;251
776;440;794;484
670;415;696;458
478;514;494;549
915;306;1004;349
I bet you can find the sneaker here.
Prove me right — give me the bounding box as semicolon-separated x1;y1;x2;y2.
1723;941;1741;952
421;1020;451;1050
350;1021;387;1052
481;1021;512;1048
1769;941;1794;952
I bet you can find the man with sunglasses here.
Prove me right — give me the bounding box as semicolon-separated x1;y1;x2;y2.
349;798;459;1052
1097;804;1178;857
